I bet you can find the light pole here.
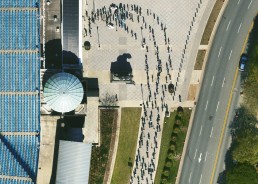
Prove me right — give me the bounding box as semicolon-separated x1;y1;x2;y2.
97;26;100;48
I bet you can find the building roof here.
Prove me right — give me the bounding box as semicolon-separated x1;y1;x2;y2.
56;141;92;184
62;0;79;57
43;72;84;113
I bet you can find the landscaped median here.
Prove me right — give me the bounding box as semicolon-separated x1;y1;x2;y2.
155;107;192;184
111;107;142;184
89;109;118;184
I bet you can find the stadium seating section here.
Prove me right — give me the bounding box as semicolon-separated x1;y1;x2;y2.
0;1;40;183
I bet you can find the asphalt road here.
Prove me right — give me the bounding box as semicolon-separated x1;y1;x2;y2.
179;0;258;184
213;66;242;183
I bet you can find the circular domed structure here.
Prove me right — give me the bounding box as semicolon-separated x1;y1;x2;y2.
43;72;84;113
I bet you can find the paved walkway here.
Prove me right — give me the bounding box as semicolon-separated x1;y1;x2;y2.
130;107;164;183
0;132;38;136
81;0;213;183
83;97;99;143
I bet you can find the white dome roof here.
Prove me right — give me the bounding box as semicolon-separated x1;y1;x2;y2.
43;73;84;113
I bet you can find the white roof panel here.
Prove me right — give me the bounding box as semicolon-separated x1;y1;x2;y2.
56;141;92;184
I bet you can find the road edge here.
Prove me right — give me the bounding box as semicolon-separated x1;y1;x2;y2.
175;0;230;183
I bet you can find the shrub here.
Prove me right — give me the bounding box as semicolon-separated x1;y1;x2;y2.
171;133;178;138
161;175;168;184
177;106;184;113
163;169;170;177
161;178;168;184
170;140;176;146
175;119;181;126
169;144;176;151
167;149;174;154
171;136;177;142
173;127;180;133
173;123;180;129
175;114;182;120
167;153;174;160
165;160;172;168
178;111;184;117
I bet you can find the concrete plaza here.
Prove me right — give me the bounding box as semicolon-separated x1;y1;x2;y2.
81;0;214;182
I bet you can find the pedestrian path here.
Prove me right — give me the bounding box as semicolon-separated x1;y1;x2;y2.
130;106;164;183
83;97;99;143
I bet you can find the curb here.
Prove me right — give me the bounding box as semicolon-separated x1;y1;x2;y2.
175;0;230;183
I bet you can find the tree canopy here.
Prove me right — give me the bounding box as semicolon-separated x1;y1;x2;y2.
232;130;258;165
226;163;258;184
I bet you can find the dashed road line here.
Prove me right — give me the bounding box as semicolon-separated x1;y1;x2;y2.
222;77;225;87
194;149;197;159
210;127;213;138
238;22;242;33
248;0;253;9
218;46;222;57
199;125;203;136
205;100;208;111
189;172;192;183
226;20;231;31
199;174;203;184
228;50;232;60
205;152;208;162
211;76;214;86
216;101;220;112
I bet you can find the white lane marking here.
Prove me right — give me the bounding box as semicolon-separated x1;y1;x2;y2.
199;174;203;184
237;0;241;4
238;22;242;33
248;0;253;9
189;172;192;183
226;20;231;31
205;152;208;162
198;153;202;163
218;46;222;57
216;101;220;112
210;127;213;137
205;100;208;111
211;76;214;86
199;126;203;136
222;77;225;87
229;50;232;60
194;149;197;159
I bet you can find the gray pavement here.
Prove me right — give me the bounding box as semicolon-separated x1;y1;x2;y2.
82;0;211;107
179;0;258;183
213;73;241;184
130;108;164;183
81;0;214;183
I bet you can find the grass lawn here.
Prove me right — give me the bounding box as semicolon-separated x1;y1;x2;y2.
194;50;206;70
155;108;192;184
89;109;118;184
111;107;142;184
201;0;224;45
